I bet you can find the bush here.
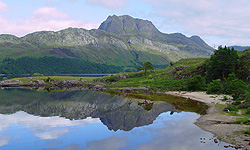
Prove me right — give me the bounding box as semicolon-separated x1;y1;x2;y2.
2;77;7;80
238;102;250;109
224;78;246;99
224;104;238;111
246;107;250;114
187;75;205;91
207;80;223;94
105;75;117;82
32;73;44;77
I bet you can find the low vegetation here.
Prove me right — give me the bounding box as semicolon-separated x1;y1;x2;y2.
11;76;99;84
100;46;250;119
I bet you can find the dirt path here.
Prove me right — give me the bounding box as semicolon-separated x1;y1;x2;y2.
166;91;250;149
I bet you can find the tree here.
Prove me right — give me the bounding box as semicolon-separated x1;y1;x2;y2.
187;75;205;91
206;46;240;81
238;49;250;81
223;73;246;99
138;62;154;74
206;80;223;94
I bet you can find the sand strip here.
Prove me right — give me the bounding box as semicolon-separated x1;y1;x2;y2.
166;91;250;149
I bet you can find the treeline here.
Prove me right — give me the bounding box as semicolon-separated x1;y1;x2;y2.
0;56;123;74
187;46;250;112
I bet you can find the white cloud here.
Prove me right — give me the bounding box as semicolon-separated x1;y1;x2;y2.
86;0;129;10
0;7;99;37
0;1;8;12
33;7;69;19
140;0;250;46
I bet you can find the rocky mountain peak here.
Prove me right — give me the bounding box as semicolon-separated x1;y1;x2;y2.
98;15;160;37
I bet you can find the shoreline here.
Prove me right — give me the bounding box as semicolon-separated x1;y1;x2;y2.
166;91;250;149
1;82;250;148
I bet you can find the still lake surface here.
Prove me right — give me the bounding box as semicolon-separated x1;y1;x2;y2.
0;88;235;150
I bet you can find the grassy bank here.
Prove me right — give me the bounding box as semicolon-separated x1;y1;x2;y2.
101;58;207;91
11;76;99;83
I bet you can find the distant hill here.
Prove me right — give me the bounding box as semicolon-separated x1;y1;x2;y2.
0;15;214;73
229;46;250;51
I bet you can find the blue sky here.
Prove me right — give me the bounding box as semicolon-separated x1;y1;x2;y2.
0;0;250;47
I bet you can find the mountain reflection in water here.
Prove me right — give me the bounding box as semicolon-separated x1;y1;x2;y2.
0;88;179;131
0;88;233;150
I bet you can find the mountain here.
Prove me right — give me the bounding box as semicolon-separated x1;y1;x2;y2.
0;15;214;72
229;46;250;51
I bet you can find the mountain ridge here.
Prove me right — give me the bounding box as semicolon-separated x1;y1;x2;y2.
0;15;214;70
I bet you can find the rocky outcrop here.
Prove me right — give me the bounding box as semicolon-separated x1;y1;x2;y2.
0;79;85;88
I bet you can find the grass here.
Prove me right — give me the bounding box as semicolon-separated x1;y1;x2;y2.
215;104;226;107
101;58;207;91
232;117;250;125
11;76;99;83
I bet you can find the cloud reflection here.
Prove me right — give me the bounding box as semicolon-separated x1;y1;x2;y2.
0;135;10;146
85;136;128;150
136;112;225;150
0;111;101;140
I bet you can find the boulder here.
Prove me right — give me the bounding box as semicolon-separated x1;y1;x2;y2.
67;80;79;85
36;80;45;85
92;85;106;90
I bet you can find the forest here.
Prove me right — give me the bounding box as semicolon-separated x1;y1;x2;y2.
0;56;123;74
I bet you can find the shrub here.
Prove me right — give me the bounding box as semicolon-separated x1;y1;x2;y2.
32;73;44;77
3;77;7;80
106;75;117;82
246;107;250;114
225;79;246;99
207;80;223;94
187;75;205;91
224;104;238;111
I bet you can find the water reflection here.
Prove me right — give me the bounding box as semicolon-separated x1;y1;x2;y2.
0;89;234;150
0;89;178;131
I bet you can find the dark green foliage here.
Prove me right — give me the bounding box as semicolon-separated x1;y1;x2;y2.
206;80;223;94
246;107;250;114
105;75;118;82
170;62;174;66
143;61;153;74
223;73;246;99
137;67;143;71
238;49;250;81
206;46;240;81
0;56;123;74
187;75;205;91
137;62;154;74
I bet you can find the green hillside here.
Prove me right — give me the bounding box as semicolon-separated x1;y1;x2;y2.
0;15;214;74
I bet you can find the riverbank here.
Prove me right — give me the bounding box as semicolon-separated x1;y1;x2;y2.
166;91;250;149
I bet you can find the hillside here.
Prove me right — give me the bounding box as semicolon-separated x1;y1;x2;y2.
0;15;214;73
100;58;207;91
230;46;250;51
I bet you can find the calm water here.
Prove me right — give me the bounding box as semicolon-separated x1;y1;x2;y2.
0;89;235;150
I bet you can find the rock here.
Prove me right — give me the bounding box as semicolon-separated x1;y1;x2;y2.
36;80;45;85
118;74;127;79
214;139;218;143
92;85;105;91
67;80;79;85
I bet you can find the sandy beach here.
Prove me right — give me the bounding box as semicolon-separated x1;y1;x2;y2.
166;91;250;149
